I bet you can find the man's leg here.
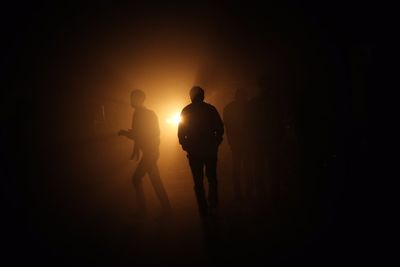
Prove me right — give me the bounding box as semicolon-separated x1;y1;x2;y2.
132;159;148;215
188;155;208;217
269;155;282;213
205;155;218;209
231;149;242;200
148;161;172;212
254;157;267;200
243;148;255;199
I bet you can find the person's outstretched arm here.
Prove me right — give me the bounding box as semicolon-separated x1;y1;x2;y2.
118;129;135;139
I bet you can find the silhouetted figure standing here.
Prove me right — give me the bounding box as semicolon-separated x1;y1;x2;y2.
119;90;171;217
248;74;287;210
178;86;224;218
223;89;253;200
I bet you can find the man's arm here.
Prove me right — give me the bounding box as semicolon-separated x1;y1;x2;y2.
118;129;135;140
118;111;137;140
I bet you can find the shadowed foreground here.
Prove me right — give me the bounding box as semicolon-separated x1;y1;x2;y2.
21;135;319;267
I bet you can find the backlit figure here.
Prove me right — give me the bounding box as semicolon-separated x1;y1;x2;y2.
118;90;172;217
178;86;224;218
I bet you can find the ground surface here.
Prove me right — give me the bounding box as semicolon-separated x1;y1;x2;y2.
26;133;314;267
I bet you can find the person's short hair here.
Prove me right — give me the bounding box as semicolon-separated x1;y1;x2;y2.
131;89;146;103
190;86;204;103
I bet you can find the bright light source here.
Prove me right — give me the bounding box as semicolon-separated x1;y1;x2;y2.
166;112;181;126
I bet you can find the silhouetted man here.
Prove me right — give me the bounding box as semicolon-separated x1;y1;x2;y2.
118;89;171;217
178;86;224;217
223;88;253;200
248;72;287;210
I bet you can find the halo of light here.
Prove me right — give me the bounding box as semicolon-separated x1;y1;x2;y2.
166;112;181;126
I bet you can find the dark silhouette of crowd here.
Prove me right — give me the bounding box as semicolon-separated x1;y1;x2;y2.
223;71;300;217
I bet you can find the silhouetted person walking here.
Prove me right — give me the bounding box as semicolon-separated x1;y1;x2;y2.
223;89;253;200
178;86;224;218
119;90;171;217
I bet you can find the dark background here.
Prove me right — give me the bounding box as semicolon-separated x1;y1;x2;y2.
2;1;374;266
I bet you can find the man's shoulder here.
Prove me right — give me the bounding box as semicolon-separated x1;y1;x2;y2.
203;102;218;111
147;108;156;115
141;108;158;120
182;102;218;113
223;101;236;113
181;103;193;113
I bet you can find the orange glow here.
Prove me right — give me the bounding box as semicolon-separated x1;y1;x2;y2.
166;112;181;126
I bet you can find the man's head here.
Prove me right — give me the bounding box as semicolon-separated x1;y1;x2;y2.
130;89;146;108
189;86;205;103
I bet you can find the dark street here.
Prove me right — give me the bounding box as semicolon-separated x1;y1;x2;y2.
1;1;374;266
